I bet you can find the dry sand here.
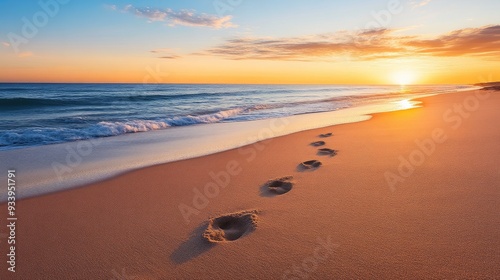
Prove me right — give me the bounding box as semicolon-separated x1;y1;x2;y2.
1;89;499;279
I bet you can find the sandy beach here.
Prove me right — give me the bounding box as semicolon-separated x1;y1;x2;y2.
1;89;499;279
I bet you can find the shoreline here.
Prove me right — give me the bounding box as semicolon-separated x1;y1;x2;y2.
2;89;499;279
0;93;430;201
3;84;475;153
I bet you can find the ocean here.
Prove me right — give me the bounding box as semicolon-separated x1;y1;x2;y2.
0;83;476;151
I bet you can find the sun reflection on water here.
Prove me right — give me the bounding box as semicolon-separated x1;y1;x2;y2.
397;99;416;110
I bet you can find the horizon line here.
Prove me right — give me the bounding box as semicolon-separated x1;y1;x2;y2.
0;82;481;86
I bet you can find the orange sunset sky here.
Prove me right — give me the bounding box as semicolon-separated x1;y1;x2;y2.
1;0;499;84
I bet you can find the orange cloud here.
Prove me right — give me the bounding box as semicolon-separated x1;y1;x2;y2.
404;25;500;57
150;48;181;59
200;25;500;61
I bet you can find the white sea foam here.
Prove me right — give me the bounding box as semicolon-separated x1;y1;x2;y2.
0;108;247;149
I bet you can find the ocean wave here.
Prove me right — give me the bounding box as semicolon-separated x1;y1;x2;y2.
0;84;478;150
0;93;261;110
0;108;247;149
0;85;399;111
75;87;371;102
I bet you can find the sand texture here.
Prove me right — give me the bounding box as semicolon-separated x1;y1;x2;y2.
1;90;499;279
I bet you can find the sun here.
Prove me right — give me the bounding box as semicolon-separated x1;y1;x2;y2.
391;71;417;86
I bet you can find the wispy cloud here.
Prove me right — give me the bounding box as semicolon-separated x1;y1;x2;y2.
1;42;10;47
158;55;180;59
121;5;235;29
199;25;500;61
200;29;411;61
150;48;180;59
150;48;175;54
404;25;500;57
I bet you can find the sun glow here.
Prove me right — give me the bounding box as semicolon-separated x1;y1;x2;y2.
395;99;422;110
392;71;417;86
398;99;413;110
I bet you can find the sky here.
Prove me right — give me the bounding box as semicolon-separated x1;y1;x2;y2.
0;0;499;84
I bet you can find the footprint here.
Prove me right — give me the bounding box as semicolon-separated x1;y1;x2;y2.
317;148;338;157
299;160;322;170
262;176;294;196
319;133;333;138
311;141;326;147
203;210;259;243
